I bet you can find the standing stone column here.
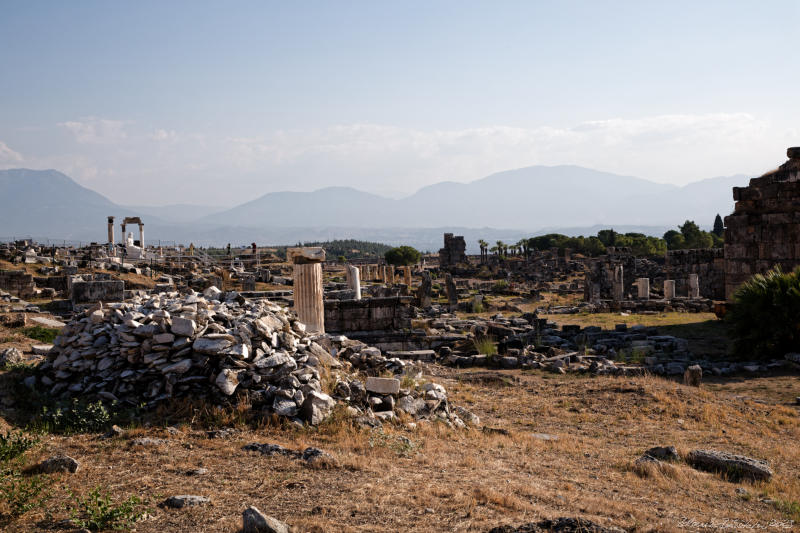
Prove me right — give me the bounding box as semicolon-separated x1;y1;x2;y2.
664;279;676;300
445;273;458;311
387;266;395;285
417;271;432;307
688;273;700;298
403;265;412;286
346;264;361;300
381;265;388;284
612;265;624;301
138;224;144;250
107;216;115;245
637;277;650;300
289;247;326;334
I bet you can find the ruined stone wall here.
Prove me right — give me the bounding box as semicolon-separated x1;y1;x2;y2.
584;253;664;301
438;233;466;267
0;270;35;298
34;275;68;295
324;296;414;333
70;280;125;304
724;148;800;300
665;249;725;300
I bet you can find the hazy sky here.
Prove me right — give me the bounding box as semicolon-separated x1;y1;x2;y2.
1;1;798;206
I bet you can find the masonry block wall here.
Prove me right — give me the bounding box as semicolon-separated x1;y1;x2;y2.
665;249;725;300
0;270;36;298
724;148;800;300
324;296;415;333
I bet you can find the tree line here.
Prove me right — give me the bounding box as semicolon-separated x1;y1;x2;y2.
478;216;725;259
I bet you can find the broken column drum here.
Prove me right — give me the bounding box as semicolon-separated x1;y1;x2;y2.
403;265;412;286
289;247;326;334
637;278;650;300
346;264;361;300
664;279;676;300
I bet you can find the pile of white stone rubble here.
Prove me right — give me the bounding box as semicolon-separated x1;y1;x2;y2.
35;288;477;427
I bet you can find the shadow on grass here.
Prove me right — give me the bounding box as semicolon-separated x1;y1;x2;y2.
656;319;733;360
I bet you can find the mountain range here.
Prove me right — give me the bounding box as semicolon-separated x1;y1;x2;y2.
0;166;750;252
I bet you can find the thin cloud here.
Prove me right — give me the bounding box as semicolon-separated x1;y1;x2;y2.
0;141;23;164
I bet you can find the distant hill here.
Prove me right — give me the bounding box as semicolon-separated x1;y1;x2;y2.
0;166;751;248
198;165;748;229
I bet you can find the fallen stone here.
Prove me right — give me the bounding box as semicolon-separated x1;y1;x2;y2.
162;495;210;508
33;455;79;474
531;433;559;441
130;437;166;447
29;316;66;329
215;369;239;395
683;364;702;386
687;449;772;481
643;446;679;461
242;506;288;533
0;347;24;366
170;317;197;337
301;391;335;425
31;344;54;355
365;376;400;395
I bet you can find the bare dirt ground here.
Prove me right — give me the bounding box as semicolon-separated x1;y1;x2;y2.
1;365;798;532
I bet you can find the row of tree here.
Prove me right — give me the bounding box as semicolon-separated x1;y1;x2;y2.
479;216;725;259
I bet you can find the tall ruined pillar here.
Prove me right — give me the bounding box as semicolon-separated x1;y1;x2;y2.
107;216;115;245
663;279;676;300
387;266;395;285
612;265;624;301
289;247;326;334
688;273;700;299
637;278;650;300
445;273;458;311
138;224;145;250
417;271;432;307
346;264;361;300
120;223;126;246
403;265;412;286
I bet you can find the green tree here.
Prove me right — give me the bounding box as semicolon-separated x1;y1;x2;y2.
597;229;617;247
384;246;421;266
713;214;724;237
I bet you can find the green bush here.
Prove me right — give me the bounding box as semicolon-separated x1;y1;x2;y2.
492;280;509;292
0;432;39;463
69;487;147;531
727;266;800;359
39;399;112;434
21;326;60;344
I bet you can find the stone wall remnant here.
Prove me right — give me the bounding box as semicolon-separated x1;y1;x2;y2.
438;233;467;268
724;147;800;300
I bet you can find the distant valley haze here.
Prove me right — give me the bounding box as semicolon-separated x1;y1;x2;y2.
0;166;750;252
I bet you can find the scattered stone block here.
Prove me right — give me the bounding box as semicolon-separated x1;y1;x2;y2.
365;376;400;395
687;449;772;482
243;506;288;533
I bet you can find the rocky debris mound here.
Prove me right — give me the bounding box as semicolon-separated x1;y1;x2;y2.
488;517;625;533
686;449;773;482
34;290;475;428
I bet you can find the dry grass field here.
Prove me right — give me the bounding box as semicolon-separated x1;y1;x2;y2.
1;365;797;532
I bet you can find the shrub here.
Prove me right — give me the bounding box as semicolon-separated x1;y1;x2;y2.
0;432;39;463
727;266;800;359
68;487;147;531
473;336;497;356
38;399;112;434
492;280;509;292
21;326;60;344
